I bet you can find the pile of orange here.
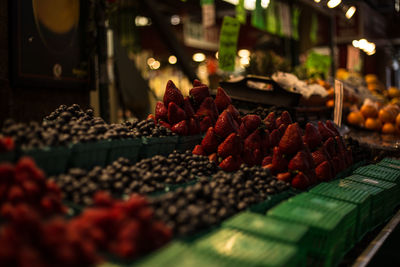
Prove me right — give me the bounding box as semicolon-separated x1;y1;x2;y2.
347;103;400;135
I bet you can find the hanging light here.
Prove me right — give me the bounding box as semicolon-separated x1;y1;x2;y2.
168;55;177;64
193;53;206;62
171;15;181;25
152;61;161;70
147;57;155;66
314;0;321;3
345;6;356;19
327;0;341;8
238;49;250;58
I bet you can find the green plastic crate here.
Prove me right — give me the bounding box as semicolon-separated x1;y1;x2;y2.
194;228;300;267
345;175;398;219
0;151;16;163
106;138;142;164
140;136;178;159
380;158;400;166
175;134;203;152
309;183;371;241
330;179;385;230
288;192;357;253
133;242;225;267
68;140;111;170
377;161;400;172
266;201;347;267
23;146;71;175
353;165;400;184
248;190;292;214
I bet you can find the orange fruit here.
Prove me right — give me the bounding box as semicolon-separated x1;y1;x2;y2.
326;99;334;108
347;111;365;126
365;118;382;131
378;108;396;123
361;105;378;118
382;123;396;134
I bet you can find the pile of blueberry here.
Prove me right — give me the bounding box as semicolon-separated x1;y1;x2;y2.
246;106;283;119
123;119;176;138
151;164;290;236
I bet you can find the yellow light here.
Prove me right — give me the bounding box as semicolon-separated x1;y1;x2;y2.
215;51;219;59
168;55;177;64
147;57;155;66
193;53;206;62
135;16;151;26
152;60;161;70
238;49;250;58
240;57;250;66
352;40;359;48
327;0;341;8
314;0;321;2
345;6;356;19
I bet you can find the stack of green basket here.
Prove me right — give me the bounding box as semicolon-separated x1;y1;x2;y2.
266;201;348;267
106;138;142;164
248;190;293;214
194;228;301;267
175;134;203;152
379;157;400;168
140;136;178;159
68;140;111;170
309;183;371;241
330;179;386;230
23;146;71;175
353;165;400;184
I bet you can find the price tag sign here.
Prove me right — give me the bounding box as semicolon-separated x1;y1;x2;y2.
334;80;344;127
218;16;240;71
201;0;215;28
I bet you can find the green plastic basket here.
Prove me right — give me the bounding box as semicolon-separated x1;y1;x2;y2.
377;161;400;172
266;201;347;267
380;158;400;166
194;228;300;267
248;190;292;214
309;183;371;241
288;193;357;253
330;179;386;230
353;165;400;184
68;140;111;170
23;146;71;175
106;138;142;164
0;151;16;163
140;136;178;159
345;174;398;219
175;134;203;152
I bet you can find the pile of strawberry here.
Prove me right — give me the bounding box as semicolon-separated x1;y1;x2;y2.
153;80;232;136
0;157;66;218
0;137;14;153
0;192;171;266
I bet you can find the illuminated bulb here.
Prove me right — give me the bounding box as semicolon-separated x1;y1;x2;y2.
135;16;151;26
240;57;250;66
215;51;219;59
327;0;341;8
193;53;206;62
152;61;161;70
352;40;359;48
358;39;368;50
314;0;321;2
147;57;155;66
171;15;181;25
238;49;250;58
366;50;376;56
222;0;269;10
345;6;356;19
168;55;177;64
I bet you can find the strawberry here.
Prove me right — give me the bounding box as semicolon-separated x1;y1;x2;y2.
171;120;188;136
276;111;292;127
147;114;156;122
260;129;270;156
279;123;303;155
193;79;204;87
335;136;346;154
188;117;200;135
163;80;184;107
243;148;262;166
277;172;292;183
0;137;14;152
218;133;243;158
291;172;310;190
302;144;315;169
269;147;288;174
262;156;272;166
199;116;213;132
323;137;336;158
264;112;276;131
303;123;322;150
315;161;333;181
326;120;340;136
192;145;205;156
269;129;281;148
214;87;232;112
288;150;310;172
219;156;240;172
168;102;187;124
238;123;250;139
244;129;262;151
277;124;287;138
201;127;220;154
155;101;168;121
226;105;241;125
214;110;238;139
242;115;261;133
318;121;336;141
158;121;171;129
190;85;210;105
208;153;218;164
330;157;340;175
312;147;330;166
196;97;218;123
183;97;195;118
